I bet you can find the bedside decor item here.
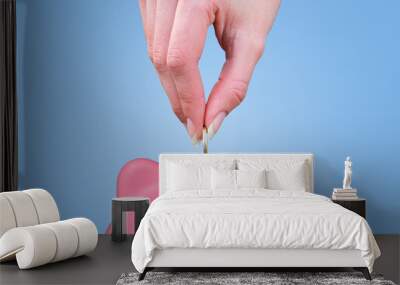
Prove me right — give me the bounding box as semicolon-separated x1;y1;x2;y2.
332;188;359;200
105;158;159;235
112;197;149;242
332;198;366;218
343;156;353;189
0;189;98;269
333;157;359;200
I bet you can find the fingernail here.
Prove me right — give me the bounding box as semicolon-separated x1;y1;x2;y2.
191;136;200;145
186;118;200;145
207;112;226;140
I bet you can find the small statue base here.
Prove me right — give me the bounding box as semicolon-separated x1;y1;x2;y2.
334;188;357;192
332;188;358;200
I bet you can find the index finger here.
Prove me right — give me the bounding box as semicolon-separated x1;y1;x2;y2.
167;1;215;143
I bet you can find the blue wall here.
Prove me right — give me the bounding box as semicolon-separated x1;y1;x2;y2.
16;0;400;233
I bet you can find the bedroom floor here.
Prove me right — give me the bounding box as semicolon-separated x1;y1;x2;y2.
0;235;398;285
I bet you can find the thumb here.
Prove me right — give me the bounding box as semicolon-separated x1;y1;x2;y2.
205;38;264;139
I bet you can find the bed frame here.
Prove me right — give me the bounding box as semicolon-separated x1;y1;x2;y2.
139;153;371;280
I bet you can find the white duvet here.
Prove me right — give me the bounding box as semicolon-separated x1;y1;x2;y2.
131;190;380;273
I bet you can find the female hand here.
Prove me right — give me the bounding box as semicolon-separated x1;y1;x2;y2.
139;0;281;143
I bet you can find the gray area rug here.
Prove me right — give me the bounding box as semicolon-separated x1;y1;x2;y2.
116;272;396;285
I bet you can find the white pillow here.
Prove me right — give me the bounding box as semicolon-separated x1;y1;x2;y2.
211;169;268;190
236;169;267;189
166;161;235;191
238;159;308;191
273;163;307;191
167;163;209;191
211;168;236;190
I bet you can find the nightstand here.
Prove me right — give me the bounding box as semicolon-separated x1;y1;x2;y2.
112;197;149;242
332;198;366;218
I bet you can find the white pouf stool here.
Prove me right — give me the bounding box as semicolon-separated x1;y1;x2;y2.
0;189;98;269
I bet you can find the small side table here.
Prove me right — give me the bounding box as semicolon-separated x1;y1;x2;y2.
112;197;149;242
332;198;366;218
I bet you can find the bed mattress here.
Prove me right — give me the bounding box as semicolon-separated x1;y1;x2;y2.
131;189;380;273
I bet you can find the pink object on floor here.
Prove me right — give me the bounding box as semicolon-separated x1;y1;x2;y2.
105;158;159;234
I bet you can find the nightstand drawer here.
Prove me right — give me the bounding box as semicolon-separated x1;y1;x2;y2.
332;199;366;218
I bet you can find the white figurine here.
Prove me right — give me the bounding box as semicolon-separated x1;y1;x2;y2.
343;156;352;189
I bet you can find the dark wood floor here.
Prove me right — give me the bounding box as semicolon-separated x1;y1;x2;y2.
374;235;400;284
0;235;133;285
0;235;398;285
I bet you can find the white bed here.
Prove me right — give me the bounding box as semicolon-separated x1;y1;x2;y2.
131;154;380;280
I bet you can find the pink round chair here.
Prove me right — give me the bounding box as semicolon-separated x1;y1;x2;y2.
106;158;159;234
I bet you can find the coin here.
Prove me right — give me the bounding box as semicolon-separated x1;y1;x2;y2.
202;127;208;154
